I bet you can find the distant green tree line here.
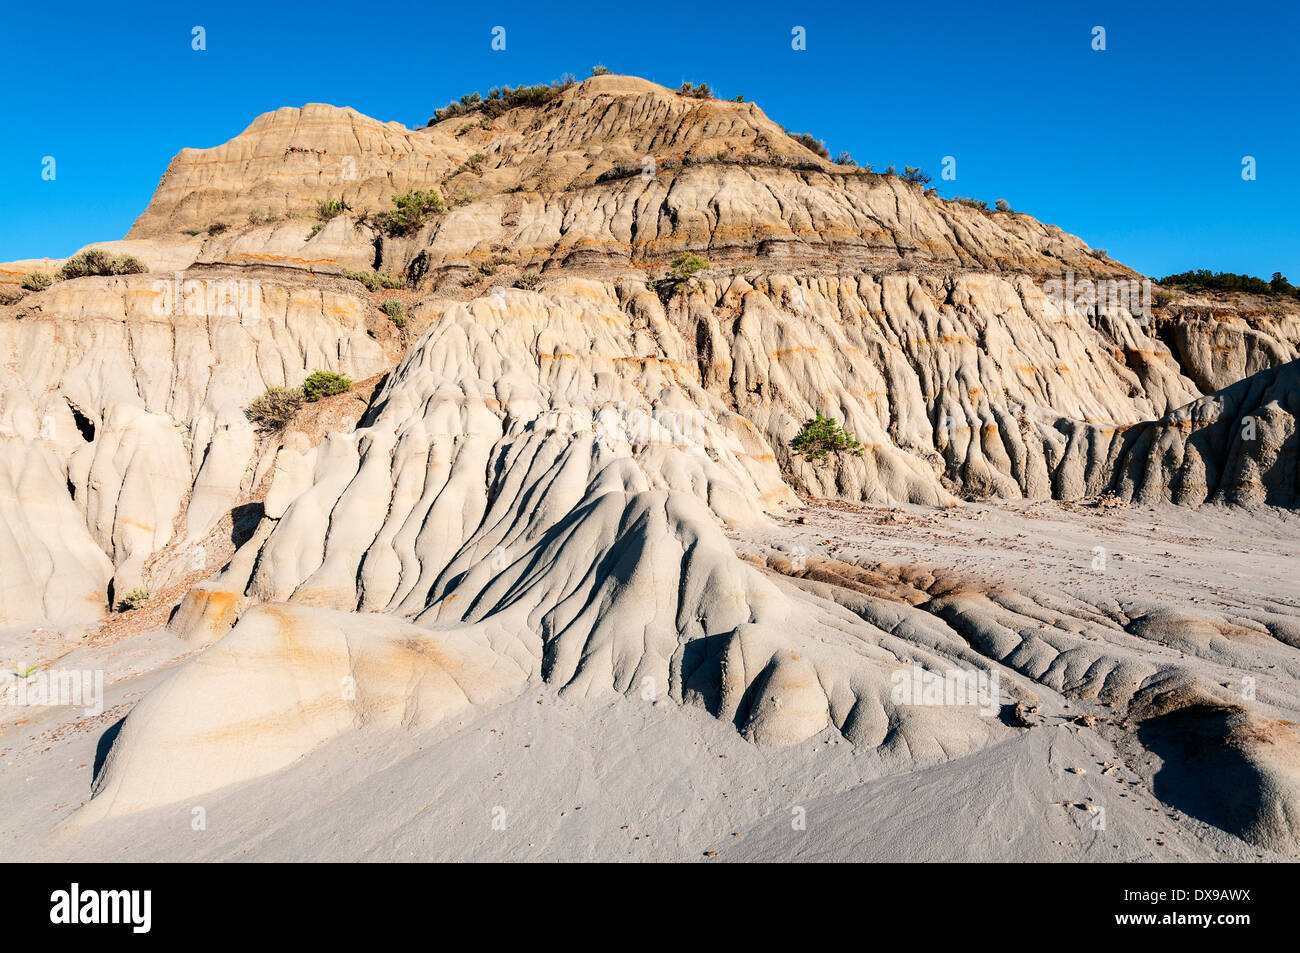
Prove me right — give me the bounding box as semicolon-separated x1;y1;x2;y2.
1156;269;1300;299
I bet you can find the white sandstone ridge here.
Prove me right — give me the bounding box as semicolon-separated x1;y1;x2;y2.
0;271;394;625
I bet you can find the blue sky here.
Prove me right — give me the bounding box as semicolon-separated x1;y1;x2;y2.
3;0;1296;279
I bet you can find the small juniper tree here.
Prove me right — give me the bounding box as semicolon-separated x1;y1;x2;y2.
669;253;708;283
791;414;864;462
301;370;353;402
382;189;446;236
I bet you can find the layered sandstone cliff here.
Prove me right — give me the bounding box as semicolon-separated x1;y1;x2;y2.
3;74;1297;853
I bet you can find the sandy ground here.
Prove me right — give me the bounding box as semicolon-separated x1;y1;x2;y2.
739;498;1299;618
1;500;1295;862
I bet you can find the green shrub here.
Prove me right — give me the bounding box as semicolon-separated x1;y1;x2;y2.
207;221;229;234
788;132;830;159
181;228;204;236
57;249;148;280
382;189;446;236
469;255;509;283
246;385;303;430
247;208;279;225
381;299;405;327
834;151;856;167
317;197;345;220
670;253;709;283
790;414;864;462
117;588;151;612
21;271;53;291
513;272;541;290
902;166;931;185
953;196;988;210
591;65;611;76
340;269;406;291
307;222;326;240
428;76;577;125
995;198;1011;212
465;153;486;171
301;370;352;402
677;81;713;99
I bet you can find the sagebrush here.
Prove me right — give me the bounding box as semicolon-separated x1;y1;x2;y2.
381;299;406;327
117;588;151;612
246;386;303;430
58;249;147;279
341;270;405;291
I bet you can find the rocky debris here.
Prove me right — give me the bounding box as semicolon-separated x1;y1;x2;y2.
1012;703;1039;728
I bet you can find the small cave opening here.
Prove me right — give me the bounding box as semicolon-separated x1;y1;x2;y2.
231;502;265;549
64;399;96;442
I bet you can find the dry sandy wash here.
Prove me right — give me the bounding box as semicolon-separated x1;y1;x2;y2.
1;74;1297;861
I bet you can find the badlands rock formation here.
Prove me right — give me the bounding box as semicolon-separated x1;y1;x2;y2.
2;74;1297;857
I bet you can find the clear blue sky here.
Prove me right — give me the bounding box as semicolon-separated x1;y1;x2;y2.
3;0;1296;280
